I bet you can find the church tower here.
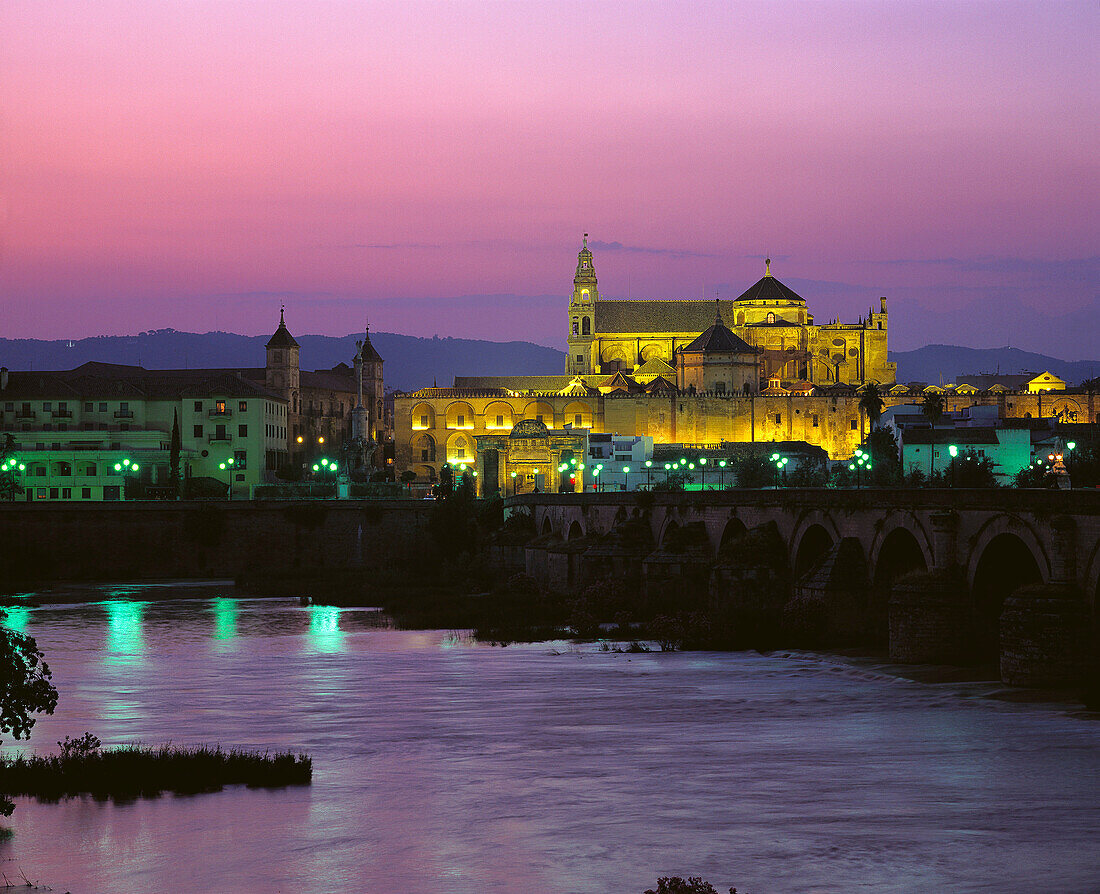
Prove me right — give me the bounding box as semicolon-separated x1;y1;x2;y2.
265;307;300;396
567;234;598;375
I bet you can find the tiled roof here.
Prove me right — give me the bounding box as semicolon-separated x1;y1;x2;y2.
1;365;284;401
902;427;1001;445
680;320;755;354
266;316;300;349
595;300;739;334
633;357;675;377
734;274;806;304
357;330;383;363
452;375;579;392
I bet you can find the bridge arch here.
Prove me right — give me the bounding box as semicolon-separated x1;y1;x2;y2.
970;527;1046;661
541;516;553;536
566;520;584;541
789;511;842;575
659;518;680;548
965;515;1049;590
793;523;836;580
717;517;748;560
869;525;931;642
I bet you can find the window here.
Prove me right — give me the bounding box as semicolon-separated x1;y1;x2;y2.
775;414;781;424
194;401;203;412
57;462;71;476
216;400;227;414
37;488;47;499
715;382;726;394
420;415;428;428
238;425;248;437
572;321;579;336
576;355;583;363
103;485;120;501
43;424;52;432
84;402;93;412
43;402;51;412
812;414;819;428
3;402;12;412
81;488;91;499
456;414;465;427
99;402;107;412
194;425;203;438
496;415;504;427
582;317;591;336
61;488;71;499
49;488;59;500
536;414;544;424
119;402;128;412
851;419;858;430
575;414;583;426
767;312;775;324
84;463;96;476
35;466;45;477
239;401;247;411
58;402;67;414
233;450;247;469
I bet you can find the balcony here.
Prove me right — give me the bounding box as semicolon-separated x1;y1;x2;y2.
114;410;134;419
52;410;73;419
209;407;232;418
208;433;232;443
15;410;36;420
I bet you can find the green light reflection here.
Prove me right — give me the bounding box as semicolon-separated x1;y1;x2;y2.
104;601;147;663
211;597;238;642
308;606;344;653
3;606;31;634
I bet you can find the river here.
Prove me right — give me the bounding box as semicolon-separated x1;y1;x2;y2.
0;593;1097;894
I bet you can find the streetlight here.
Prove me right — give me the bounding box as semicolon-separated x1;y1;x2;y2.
645;459;653;488
948;444;958;487
622;465;630;492
699;456;707;489
510;470;517;495
718;459;727;488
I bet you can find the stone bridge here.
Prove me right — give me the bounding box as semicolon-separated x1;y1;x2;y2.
506;489;1100;687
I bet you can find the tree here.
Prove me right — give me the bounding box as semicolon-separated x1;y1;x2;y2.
858;382;885;430
729;449;772;488
865;427;901;483
945;450;999;488
399;470;417;490
920;392;945;428
0;627;59;816
1013;463;1057;489
169;410;182;500
0;434;24;502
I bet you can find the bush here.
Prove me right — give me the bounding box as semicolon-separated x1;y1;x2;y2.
645;877;735;894
0;743;312;802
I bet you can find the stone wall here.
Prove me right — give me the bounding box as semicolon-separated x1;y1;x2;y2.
0;501;434;585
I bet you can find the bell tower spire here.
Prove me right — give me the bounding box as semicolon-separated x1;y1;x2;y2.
567;234;598;375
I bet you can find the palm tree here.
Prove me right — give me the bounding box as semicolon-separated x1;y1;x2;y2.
921;393;945;476
859;382;885;431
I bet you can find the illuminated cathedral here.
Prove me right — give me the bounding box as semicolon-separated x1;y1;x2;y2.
566;235;896;389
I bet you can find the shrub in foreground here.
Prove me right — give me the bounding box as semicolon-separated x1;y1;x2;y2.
0;742;311;803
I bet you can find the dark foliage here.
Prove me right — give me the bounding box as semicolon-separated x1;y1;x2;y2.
644;877;735;894
0;744;311;803
0;627;59;816
729;449;772;488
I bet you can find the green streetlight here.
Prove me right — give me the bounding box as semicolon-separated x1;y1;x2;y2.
622;465;630;491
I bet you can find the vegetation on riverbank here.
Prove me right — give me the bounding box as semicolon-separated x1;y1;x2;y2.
0;734;311;804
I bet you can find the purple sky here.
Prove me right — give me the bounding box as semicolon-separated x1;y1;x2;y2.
1;1;1097;356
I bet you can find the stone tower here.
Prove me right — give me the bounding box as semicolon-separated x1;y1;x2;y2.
265;307;300;396
567;234;598;375
266;308;301;464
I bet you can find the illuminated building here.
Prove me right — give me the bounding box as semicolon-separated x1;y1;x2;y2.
567;236;895;386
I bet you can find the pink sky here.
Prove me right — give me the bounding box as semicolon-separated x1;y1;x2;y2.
1;1;1097;355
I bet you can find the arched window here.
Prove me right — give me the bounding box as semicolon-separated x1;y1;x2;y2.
582;317;591;336
767;312;776;324
736;311;745;325
581;289;590;301
572;320;579;336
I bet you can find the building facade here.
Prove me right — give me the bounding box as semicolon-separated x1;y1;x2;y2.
0;364;287;499
567;236;895;387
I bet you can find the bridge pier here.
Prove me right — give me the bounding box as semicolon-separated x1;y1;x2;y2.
1000;517;1090;688
889;512;969;664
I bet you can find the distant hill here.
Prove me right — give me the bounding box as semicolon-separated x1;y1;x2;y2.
3;331;1096;392
889;344;1100;386
0;330;567;393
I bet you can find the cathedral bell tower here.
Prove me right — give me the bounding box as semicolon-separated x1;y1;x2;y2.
567;234;598;375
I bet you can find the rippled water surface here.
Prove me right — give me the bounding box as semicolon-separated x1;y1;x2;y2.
1;594;1098;894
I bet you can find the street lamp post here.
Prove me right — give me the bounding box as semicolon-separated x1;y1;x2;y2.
510;470;517;496
699;456;706;489
718;459;727;488
645;459;653;488
622;465;630;492
948;444;958;487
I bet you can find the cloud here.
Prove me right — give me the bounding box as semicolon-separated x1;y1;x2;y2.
328;242;444;250
588;240;717;259
865;255;1100;277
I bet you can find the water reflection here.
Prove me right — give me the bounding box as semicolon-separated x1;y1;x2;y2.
3;606;31;634
306;605;344;653
103;600;147;664
211;597;238;644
